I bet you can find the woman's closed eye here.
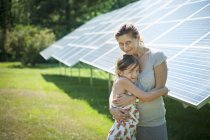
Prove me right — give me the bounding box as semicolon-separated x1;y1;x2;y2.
126;41;132;46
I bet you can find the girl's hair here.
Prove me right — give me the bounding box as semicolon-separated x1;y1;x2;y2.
116;55;140;76
115;23;139;39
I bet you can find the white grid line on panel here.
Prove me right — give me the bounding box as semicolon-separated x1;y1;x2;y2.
169;89;200;103
191;32;210;45
136;0;177;25
91;47;119;63
170;66;210;78
172;56;210;65
188;0;209;4
80;59;115;75
64;48;86;62
169;68;210;83
166;32;210;62
170;60;210;72
140;0;190;33
168;92;198;106
150;1;210;44
168;80;207;98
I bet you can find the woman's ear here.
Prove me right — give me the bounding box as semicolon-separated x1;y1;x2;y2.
136;35;140;40
117;70;123;76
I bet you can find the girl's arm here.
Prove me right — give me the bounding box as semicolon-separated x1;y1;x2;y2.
109;84;130;122
117;78;168;102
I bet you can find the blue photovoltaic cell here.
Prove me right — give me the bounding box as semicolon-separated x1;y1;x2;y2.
40;37;77;60
154;18;210;45
69;35;90;46
191;4;210;18
167;0;188;7
88;33;114;47
194;34;210;46
40;45;62;60
138;6;175;24
81;43;116;62
141;22;177;43
161;0;210;21
86;47;122;74
149;46;185;58
63;48;92;66
52;47;80;62
167;48;210;108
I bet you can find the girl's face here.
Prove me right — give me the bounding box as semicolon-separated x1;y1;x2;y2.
116;34;138;55
119;64;139;83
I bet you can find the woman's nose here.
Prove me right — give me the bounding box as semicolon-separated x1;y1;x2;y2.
123;44;129;51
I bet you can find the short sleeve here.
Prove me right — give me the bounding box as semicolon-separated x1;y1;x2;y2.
153;51;167;67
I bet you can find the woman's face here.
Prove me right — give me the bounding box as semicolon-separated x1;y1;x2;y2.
116;34;138;55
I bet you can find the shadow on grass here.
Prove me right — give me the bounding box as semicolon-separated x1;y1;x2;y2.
42;74;113;120
165;98;210;140
42;74;210;139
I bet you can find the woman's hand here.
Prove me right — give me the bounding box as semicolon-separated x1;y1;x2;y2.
163;87;169;96
112;94;136;107
109;107;130;122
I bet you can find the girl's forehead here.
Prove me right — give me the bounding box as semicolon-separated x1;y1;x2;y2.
126;64;139;70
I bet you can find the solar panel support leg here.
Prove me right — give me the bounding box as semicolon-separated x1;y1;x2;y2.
78;67;81;84
90;67;93;86
108;73;112;92
59;62;62;75
65;66;67;75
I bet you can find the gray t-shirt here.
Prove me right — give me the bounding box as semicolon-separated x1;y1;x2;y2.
136;48;167;127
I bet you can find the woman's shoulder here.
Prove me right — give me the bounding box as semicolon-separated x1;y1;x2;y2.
148;48;167;66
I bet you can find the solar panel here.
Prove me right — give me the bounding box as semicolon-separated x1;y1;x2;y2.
79;0;210;108
167;47;210;108
41;0;210;108
153;18;210;45
161;0;210;21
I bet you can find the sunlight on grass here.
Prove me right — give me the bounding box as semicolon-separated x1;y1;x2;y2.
0;62;113;140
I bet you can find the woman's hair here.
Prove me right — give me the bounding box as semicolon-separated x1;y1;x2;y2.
115;23;139;39
116;54;140;76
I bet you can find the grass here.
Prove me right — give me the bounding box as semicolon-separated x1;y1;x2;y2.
0;62;113;140
0;62;210;140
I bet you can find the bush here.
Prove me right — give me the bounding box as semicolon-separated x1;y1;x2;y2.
5;25;55;66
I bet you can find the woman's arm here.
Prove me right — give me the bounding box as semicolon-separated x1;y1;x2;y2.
118;78;168;102
154;61;168;88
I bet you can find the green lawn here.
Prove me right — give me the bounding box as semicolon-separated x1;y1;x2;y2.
0;62;210;140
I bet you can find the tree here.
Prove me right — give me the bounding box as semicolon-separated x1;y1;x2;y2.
5;25;55;66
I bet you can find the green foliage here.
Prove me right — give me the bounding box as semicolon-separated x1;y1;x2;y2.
1;0;139;61
5;25;55;66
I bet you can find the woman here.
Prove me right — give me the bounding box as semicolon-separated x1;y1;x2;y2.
109;23;168;140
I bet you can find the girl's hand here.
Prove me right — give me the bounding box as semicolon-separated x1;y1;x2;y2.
110;107;130;122
113;94;136;107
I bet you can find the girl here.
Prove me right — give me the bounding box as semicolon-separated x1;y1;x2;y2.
107;54;168;140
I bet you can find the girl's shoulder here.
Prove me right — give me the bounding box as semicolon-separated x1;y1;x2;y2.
114;77;133;88
115;77;130;84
